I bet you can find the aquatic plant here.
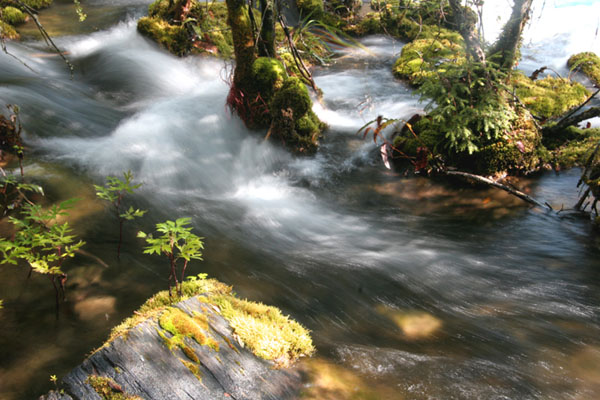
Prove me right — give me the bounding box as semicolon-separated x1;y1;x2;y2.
95;171;146;259
138;218;204;297
0;199;85;312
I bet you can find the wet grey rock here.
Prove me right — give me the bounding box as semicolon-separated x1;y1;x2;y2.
39;297;302;400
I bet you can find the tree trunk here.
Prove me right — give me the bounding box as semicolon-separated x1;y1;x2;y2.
226;0;257;90
487;0;534;70
258;0;275;57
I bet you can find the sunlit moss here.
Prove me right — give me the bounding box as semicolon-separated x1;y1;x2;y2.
137;17;189;56
1;7;26;25
513;72;589;119
105;277;230;344
211;294;315;366
138;1;233;57
568;51;600;86
159;307;220;351
393;30;465;85
86;375;142;400
102;275;314;367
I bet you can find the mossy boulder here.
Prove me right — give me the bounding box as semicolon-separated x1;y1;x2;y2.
393;30;465;85
568;51;600;87
137;16;189;56
270;77;325;154
137;0;233;58
1;6;25;25
513;73;590;120
252;57;287;100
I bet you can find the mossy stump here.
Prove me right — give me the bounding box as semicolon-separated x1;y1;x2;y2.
40;277;313;400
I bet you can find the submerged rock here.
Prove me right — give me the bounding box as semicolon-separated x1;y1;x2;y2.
39;277;313;400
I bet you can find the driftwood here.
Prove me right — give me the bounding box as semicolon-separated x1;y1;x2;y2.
444;170;552;210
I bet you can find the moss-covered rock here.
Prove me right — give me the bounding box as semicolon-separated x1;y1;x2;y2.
270;77;325;154
251;57;287;100
1;6;25;25
513;73;590;120
392;29;465;84
137;1;233;58
568;51;600;87
137;16;189;56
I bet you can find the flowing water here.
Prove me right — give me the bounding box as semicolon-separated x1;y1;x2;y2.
1;1;600;399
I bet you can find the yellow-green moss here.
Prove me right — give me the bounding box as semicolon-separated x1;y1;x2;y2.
210;294;315;366
105;277;230;344
513;73;590;119
393;30;465;84
159;307;220;351
568;51;600;87
180;358;202;381
1;7;25;25
138;1;233;58
137;17;189;56
252;57;287;99
103;275;314;368
0;20;17;39
86;375;142;400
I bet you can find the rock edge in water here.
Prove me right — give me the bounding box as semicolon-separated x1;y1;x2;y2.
39;286;310;400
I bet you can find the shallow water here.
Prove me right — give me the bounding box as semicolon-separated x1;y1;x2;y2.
1;2;600;399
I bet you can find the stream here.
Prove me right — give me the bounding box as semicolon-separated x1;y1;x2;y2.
1;1;600;399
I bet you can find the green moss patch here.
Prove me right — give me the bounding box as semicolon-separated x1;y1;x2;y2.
137;1;233;58
513;73;590;120
393;29;465;85
1;7;25;25
568;51;600;87
86;375;142;400
270;77;326;154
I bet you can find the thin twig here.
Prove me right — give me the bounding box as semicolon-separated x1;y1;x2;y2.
444;170;552;210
